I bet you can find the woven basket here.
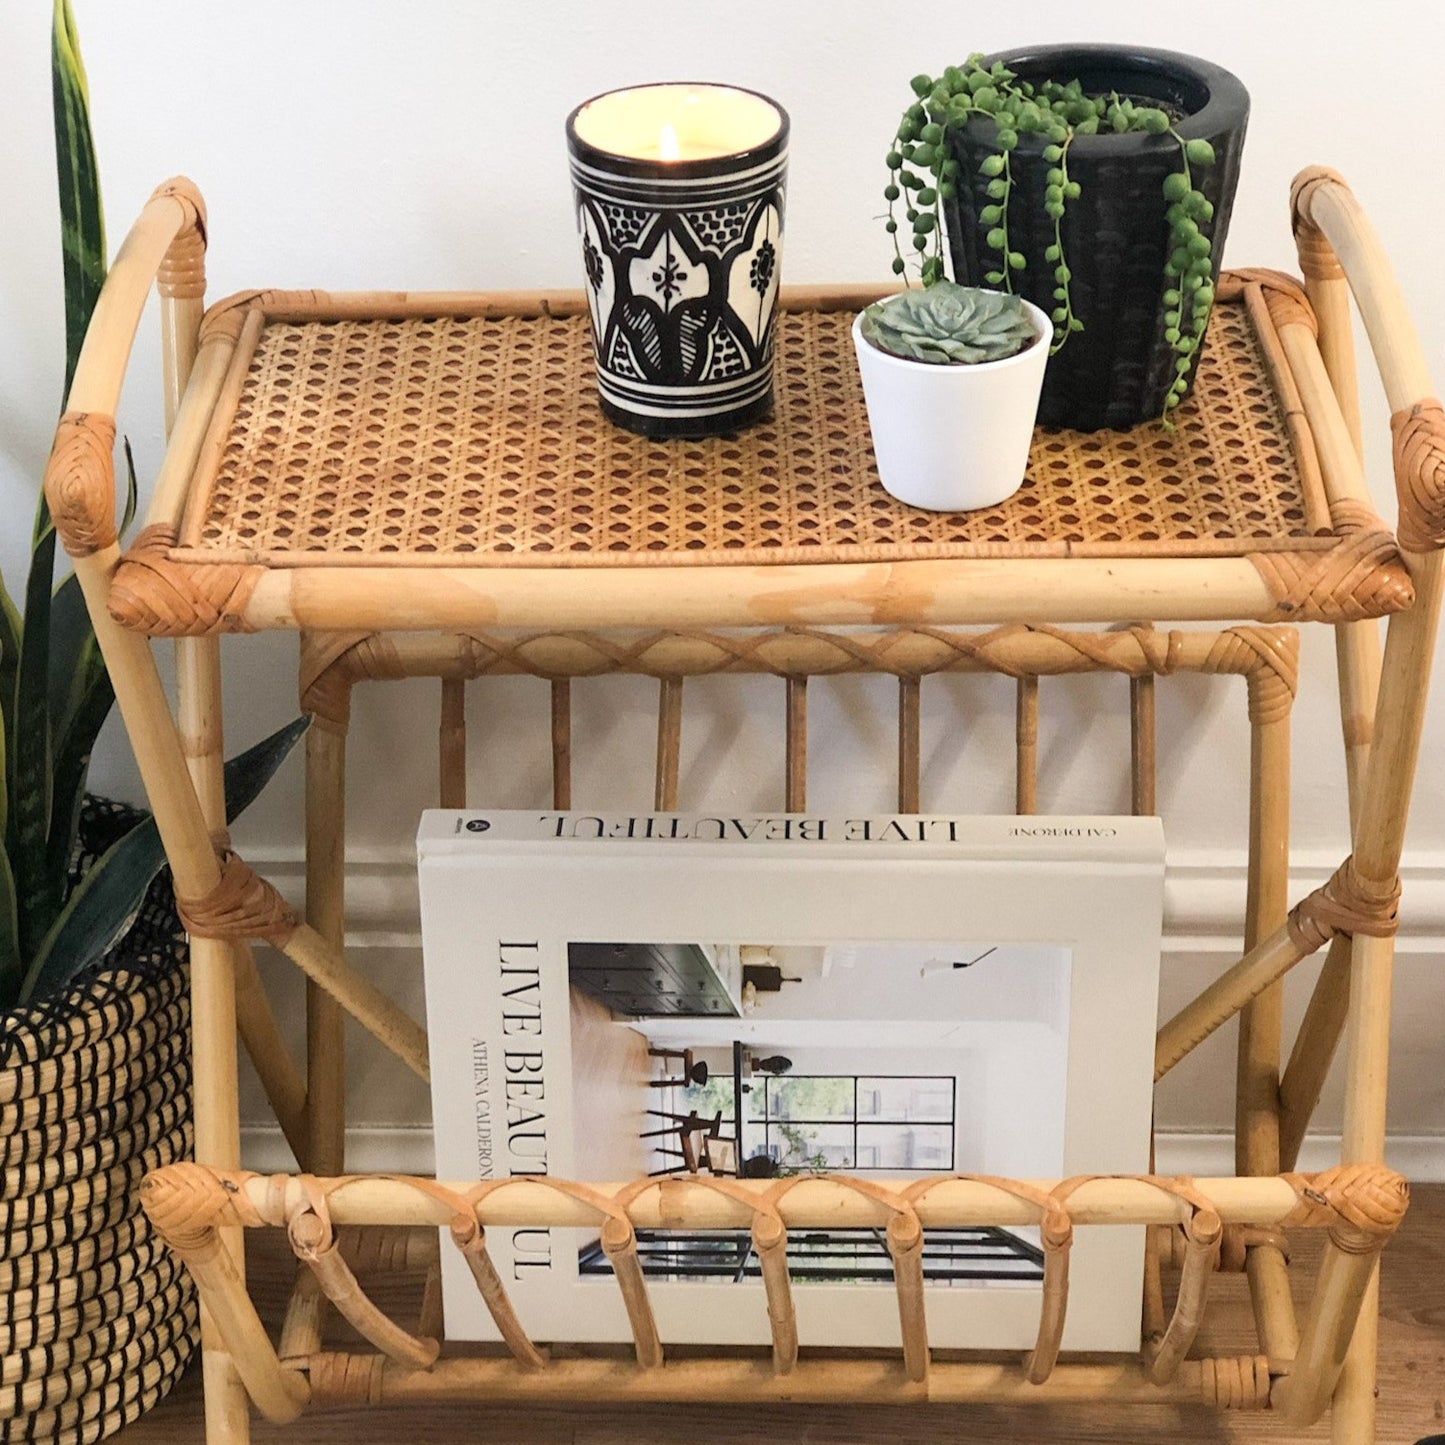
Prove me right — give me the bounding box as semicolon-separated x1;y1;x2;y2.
0;800;196;1442
942;45;1249;430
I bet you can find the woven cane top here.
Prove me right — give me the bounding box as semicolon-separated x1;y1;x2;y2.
168;278;1358;571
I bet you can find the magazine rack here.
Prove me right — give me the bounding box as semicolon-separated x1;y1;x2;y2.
44;167;1441;1443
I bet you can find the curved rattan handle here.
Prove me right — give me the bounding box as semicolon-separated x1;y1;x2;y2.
1291;168;1442;554
44;178;206;559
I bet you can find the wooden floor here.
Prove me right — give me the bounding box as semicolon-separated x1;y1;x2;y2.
117;1185;1445;1445
568;985;653;1183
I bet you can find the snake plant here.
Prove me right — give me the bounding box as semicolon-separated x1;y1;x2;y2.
0;2;305;1012
860;281;1037;365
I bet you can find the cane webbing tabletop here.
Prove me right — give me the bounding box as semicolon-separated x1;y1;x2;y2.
180;279;1326;567
114;273;1412;634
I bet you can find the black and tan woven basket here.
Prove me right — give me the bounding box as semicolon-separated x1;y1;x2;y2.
1;800;196;1443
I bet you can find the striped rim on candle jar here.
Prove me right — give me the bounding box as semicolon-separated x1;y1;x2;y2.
567;83;789;438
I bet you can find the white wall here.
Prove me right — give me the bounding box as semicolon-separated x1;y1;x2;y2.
2;2;1442;1170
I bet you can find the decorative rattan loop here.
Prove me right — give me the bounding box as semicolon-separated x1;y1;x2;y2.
461;1176;662;1369
45;412;118;558
283;1176;439;1371
1287;855;1401;952
175;851;299;946
1391;398;1445;553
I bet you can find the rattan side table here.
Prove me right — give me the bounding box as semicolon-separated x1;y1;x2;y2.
45;168;1443;1445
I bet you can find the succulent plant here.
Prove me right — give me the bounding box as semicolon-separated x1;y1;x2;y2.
860;281;1037;365
885;53;1220;417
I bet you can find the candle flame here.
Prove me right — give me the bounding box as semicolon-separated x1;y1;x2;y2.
659;122;680;162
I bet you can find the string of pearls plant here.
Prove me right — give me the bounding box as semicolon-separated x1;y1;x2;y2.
885;54;1218;417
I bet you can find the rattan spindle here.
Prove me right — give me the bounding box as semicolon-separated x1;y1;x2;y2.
655;677;683;811
1129;674;1156;815
785;677;807;810
550;679;572;809
438;679;467;809
897;675;921;811
1015;676;1039;813
447;1219;547;1370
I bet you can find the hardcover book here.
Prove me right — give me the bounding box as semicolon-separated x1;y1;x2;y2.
417;810;1164;1351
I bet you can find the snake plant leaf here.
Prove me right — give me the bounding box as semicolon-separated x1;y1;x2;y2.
0;579;20;838
52;0;106;403
0;715;16;1003
44;629;113;903
46;574;97;748
0;846;19;1008
18;715;311;1005
5;0;114;976
13;527;59;962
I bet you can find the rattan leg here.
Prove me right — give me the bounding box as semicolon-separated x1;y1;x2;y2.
1331;1266;1380;1444
1237;698;1298;1367
305;721;349;1174
1236;703;1290;1177
179;636;255;1445
1332;928;1397;1442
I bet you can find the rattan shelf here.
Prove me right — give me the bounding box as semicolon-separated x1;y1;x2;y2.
105;272;1413;639
45;169;1445;1445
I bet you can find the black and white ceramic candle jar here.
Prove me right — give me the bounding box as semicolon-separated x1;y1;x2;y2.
566;83;788;438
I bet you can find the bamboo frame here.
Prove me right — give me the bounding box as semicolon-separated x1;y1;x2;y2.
46;169;1440;1441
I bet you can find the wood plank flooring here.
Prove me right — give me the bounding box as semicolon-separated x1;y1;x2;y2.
116;1185;1445;1444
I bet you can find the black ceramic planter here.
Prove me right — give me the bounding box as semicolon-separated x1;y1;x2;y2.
943;46;1249;430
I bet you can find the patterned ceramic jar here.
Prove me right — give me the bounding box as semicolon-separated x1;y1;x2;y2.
567;83;788;437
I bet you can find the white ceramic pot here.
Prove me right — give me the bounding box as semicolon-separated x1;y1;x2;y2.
851;299;1051;512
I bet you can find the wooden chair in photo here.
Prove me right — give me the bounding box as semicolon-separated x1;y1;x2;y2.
46;167;1441;1443
647;1046;709;1089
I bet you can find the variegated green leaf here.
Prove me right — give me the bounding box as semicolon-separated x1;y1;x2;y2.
13;527;58;962
0;844;20;1008
0;578;20;842
4;0;113;981
52;0;106;404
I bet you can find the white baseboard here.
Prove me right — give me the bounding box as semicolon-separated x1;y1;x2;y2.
235;847;1445;1183
240;1124;1445;1182
245;845;1445;954
1152;1131;1445;1180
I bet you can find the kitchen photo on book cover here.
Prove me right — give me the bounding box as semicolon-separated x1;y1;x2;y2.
418;811;1165;1352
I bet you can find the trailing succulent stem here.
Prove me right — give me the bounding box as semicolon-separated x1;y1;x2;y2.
861;282;1036;365
886;54;1219;418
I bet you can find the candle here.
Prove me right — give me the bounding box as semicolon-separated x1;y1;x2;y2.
566;83;789;438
